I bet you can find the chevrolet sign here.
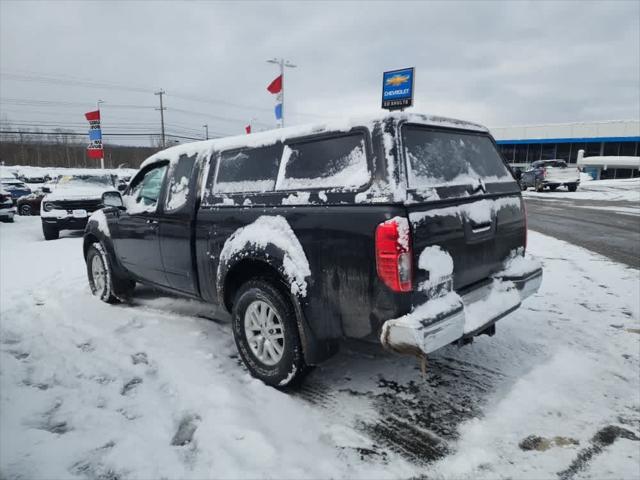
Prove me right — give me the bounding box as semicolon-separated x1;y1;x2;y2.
382;67;415;110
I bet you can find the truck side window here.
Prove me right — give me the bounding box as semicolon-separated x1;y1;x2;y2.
165;154;196;211
214;144;282;194
277;133;369;190
124;163;168;214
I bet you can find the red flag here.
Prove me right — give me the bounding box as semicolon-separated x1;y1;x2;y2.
266;75;282;94
87;148;104;159
85;110;101;121
245;125;252;134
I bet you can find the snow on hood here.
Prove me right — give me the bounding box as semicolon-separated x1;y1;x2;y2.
44;186;116;202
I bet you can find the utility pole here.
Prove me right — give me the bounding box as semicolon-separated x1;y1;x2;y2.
267;57;296;127
155;89;166;148
203;124;209;140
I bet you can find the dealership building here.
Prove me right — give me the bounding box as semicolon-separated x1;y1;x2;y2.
491;120;640;180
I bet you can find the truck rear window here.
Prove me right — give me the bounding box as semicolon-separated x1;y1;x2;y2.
214;144;282;193
402;126;512;189
278;133;369;190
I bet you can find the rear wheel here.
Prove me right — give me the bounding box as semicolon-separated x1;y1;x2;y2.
549;185;558;191
42;223;59;240
535;181;544;192
520;182;527;191
19;204;31;216
567;183;578;192
232;279;308;387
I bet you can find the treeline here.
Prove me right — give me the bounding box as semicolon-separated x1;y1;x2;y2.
0;130;160;169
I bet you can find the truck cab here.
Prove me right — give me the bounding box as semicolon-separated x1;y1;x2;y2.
83;113;542;387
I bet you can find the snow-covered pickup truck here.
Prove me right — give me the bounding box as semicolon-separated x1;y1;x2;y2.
520;159;580;192
83;113;542;387
41;173;120;240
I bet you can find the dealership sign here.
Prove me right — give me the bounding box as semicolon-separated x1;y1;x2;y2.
85;110;104;159
381;67;414;110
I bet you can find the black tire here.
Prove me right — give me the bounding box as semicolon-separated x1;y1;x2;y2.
232;279;308;388
520;182;527;191
86;242;135;303
549;185;558;191
535;181;544;192
567;183;578;192
42;223;59;240
19;204;31;216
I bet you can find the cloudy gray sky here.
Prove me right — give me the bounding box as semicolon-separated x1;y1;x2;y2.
1;0;639;145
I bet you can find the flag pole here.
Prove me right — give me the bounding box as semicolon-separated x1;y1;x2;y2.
280;58;284;128
267;58;296;129
97;100;104;169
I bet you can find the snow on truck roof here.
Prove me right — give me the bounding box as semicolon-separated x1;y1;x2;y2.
140;112;489;169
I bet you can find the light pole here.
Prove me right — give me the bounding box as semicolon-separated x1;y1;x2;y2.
203;124;209;140
267;57;296;127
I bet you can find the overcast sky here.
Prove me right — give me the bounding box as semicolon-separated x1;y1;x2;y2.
1;0;639;146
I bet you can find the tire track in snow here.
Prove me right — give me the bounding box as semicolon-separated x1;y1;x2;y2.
293;347;508;466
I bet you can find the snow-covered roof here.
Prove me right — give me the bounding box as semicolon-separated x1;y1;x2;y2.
140;112;489;169
578;155;640;169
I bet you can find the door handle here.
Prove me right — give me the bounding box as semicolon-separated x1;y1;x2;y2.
471;222;492;234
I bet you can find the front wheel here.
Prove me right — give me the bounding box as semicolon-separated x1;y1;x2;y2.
232;279;309;387
86;243;134;303
19;204;31;216
567;183;578;192
42;223;59;240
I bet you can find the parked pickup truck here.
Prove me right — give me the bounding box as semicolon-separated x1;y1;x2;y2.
41;173;121;240
83;113;542;387
520;159;580;192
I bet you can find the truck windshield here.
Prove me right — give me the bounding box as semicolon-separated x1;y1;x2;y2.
57;175;114;187
402;126;512;190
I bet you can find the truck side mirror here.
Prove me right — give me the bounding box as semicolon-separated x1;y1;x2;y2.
102;191;124;208
42;186;51;194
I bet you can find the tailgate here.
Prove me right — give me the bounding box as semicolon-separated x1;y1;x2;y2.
546;166;578;183
400;124;526;293
407;195;525;291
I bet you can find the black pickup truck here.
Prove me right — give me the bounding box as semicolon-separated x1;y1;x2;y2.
83;113;542;387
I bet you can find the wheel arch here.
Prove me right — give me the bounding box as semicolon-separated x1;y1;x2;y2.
219;253;332;366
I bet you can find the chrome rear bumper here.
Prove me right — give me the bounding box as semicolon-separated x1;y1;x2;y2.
380;263;542;356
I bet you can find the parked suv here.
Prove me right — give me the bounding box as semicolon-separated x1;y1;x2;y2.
83;113;542;387
41;173;119;240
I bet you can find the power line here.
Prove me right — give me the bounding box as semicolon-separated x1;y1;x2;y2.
0;130;205;141
0;70;333;120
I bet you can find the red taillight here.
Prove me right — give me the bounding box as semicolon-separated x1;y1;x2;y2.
375;217;413;292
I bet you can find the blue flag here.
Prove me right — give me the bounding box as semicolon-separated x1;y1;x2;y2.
89;129;102;141
275;103;282;121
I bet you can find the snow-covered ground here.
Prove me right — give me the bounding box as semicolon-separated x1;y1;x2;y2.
1;218;639;479
523;178;640;202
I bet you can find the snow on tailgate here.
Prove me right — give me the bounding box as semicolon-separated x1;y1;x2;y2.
218;215;311;297
410;196;521;224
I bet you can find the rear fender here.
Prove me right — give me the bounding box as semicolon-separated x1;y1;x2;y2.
218;246;336;365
